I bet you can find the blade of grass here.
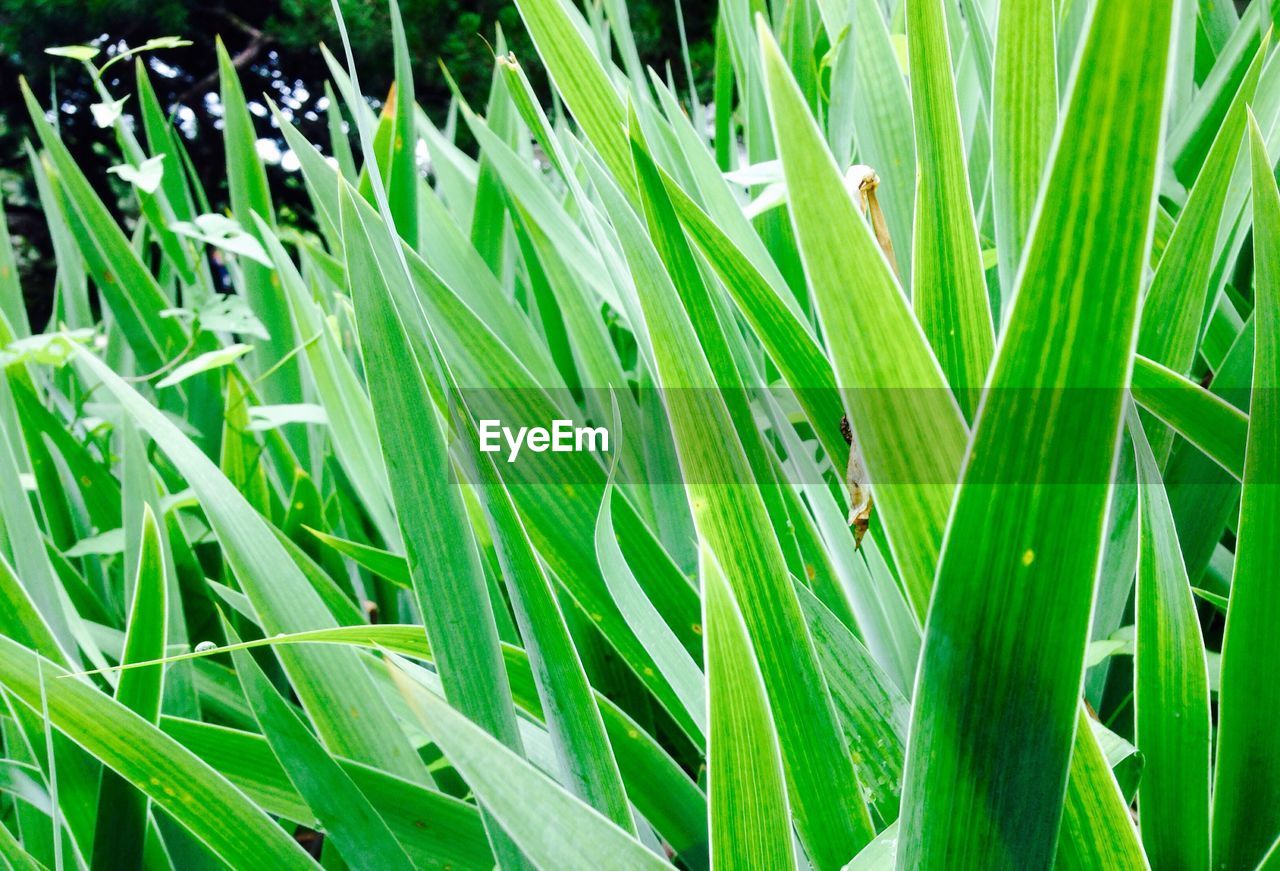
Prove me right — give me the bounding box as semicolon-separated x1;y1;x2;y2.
1168;2;1263;184
160;716;493;869
1129;407;1211;868
897;0;1174;864
318;138;701;740
216;41;306;427
1210;112;1280;871
91;505;166;871
467;40;516;275
386;0;418;244
73;349;431;785
23;145;90;331
848;0;916;287
588;133;874;866
1052;709;1148;870
513;0;631;186
0;637;318;870
457;410;635;830
387;655;668;871
703;543;795;871
906;0;995;416
0;383;76;660
20;81;191;377
339;182;536;866
0;818;46;871
226;623;415;871
626;113;812;589
1130;354;1247;480
254;218;399;545
597;465;706;736
1137;35;1267;457
760;20;967;619
794;582;909;822
991;0;1057;313
1164;316;1254;582
0;198;28;338
656;162;848;468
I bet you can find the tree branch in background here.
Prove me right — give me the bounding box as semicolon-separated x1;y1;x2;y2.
174;8;273;108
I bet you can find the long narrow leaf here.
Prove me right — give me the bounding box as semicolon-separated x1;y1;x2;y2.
1211;112;1280;871
897;0;1174;864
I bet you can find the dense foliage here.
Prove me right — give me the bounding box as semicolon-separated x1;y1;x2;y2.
0;0;1276;869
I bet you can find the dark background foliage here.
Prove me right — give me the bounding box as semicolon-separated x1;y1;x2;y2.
0;0;714;327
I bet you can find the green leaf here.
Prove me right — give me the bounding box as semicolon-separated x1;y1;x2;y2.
590;128;874;865
1164;316;1255;585
847;0;916;287
253;217;398;544
897;0;1174;865
216;38;305;424
626;111;812;633
0;198;30;338
0;382;77;660
1211;111;1280;870
1138;36;1265;385
512;0;631;186
386;0;418;243
155;344;252;389
74;349;431;784
339;183;530;864
246;403;327;431
703;543;795;871
991;0;1057;311
170;214;272;266
276;104;559;386
387;656;668;871
161;716;493;869
1053;709;1147;870
844;822;898;870
1259;836;1280;871
794;582;909;821
227;624;415;871
458;409;634;829
298;125;693;735
26;147;91;334
0;818;47;871
89;97;128;128
1129;407;1211;868
0;637;318;870
658;171;848;469
136;36;191;51
760;19;967;619
3;329;94;368
0;551;65;666
91;505;167;871
1168;3;1263;183
597;465;706;739
64;528;125;558
169;294;269;341
82;620;706;859
465;53;514;274
304;528;410;587
1130;354;1247;480
21;80;191;375
905;0;995;415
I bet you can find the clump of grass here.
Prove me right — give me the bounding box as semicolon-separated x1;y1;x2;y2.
0;0;1276;868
